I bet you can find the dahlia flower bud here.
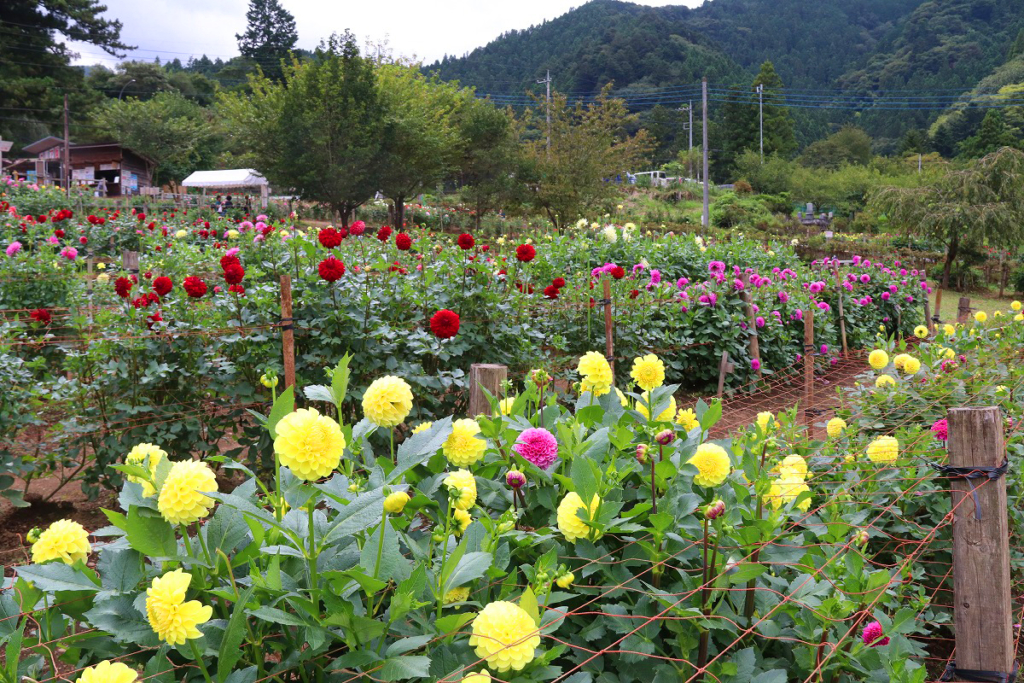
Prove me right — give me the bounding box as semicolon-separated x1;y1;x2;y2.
636;443;650;463
260;372;279;389
530;368;551;387
384;491;410;515
26;527;41;544
555;571;575;589
655;429;675;446
852;529;869;545
506;469;526;490
704;499;726;520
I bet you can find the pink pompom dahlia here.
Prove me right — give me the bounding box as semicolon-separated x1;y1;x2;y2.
513;427;559;470
862;621;890;647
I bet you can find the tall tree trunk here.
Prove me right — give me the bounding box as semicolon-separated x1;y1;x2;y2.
394;195;405;232
935;231;960;322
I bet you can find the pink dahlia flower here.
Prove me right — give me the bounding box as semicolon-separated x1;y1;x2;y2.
513;427;559;470
862;621;890;647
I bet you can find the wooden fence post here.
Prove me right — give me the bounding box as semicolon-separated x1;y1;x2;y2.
957;297;972;324
742;291;763;379
603;278;615;375
716;351;733;399
832;262;848;357
803;307;814;428
279;275;296;391
946;407;1013;679
468;364;507;417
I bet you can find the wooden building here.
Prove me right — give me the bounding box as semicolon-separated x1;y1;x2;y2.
4;138;154;197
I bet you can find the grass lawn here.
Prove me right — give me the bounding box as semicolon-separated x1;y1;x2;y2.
931;288;1022;324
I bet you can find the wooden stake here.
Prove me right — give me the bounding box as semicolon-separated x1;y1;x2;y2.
279;275;296;391
603;278;615;375
957;297;972;324
468;364;507;417
832;262;848;357
946;407;1013;678
716;351;733;399
742;290;762;378
803;307;814;428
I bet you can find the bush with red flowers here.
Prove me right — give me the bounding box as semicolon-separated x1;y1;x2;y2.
543;285;560;299
30;308;51;325
223;263;245;285
114;276;133;299
318;227;343;249
318;256;346;282
377;226;393;241
457;233;475;250
429;309;460;339
395;233;413;251
183;276;208;298
516;244;536;262
153;276;173;296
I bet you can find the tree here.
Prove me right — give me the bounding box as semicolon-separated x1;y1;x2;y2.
0;0;130;144
716;61;795;179
456;99;528;230
958;111;1018;158
521;88;652;232
220;32;385;224
898;129;930;155
799;126;873;169
236;0;298;81
376;64;467;230
871;147;1024;315
86;61;174;100
91;92;219;184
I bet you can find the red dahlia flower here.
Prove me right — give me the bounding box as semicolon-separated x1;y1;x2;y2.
395;233;413;251
30;308;51;325
377;226;393;241
430;309;461;339
183;276;208;298
611;266;625;279
318;256;346;282
146;310;163;330
136;213;146;222
543;285;559;299
350;220;366;236
552;277;566;288
228;284;245;295
53;229;65;239
457;233;475;250
220;254;240;270
318;227;343;248
516;244;536;262
114;276;133;299
223;263;245;285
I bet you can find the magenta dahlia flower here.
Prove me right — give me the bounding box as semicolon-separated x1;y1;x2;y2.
931;418;948;441
862;621;890;647
513;427;559;470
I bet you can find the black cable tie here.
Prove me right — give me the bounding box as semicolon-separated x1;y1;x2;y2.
929;458;1009;521
597;298;612;305
941;661;1018;683
279;317;294;331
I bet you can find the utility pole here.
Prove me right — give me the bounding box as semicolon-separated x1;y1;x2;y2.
537;70;552;157
918;153;922;174
756;83;764;164
63;93;70;198
702;78;709;228
678;103;694;180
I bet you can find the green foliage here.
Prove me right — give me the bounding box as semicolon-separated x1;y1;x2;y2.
235;0;298;81
799;126;874;170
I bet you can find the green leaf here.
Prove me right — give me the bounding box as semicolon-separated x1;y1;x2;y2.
126;507;177;558
570;453;600;504
218;587;255;681
435;612;474;636
248;606;308;627
267;385;295;440
97;549;144;593
519;585;540;626
84;594;159;645
386;635;433;657
331;353;352;408
360;518;410;585
441;551;492;595
378;656;432;681
0;593;20;638
727;563;767;585
17;563;100;593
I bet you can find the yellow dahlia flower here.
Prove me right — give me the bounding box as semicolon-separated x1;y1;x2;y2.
902;357;921;375
462;672;492;683
174;229;187;239
157;460;217;525
412;421;433;434
145;570;212;645
1012;300;1022;312
577;351;612;392
581;377;612;396
635;392;676;421
125;443;167;497
274;408;346;481
868;349;889;370
469;601;541;672
775;454;808;481
444;586;471;604
756;411;775;433
943;324;956;337
445;469;478;510
975;311;988;324
557;492;600;543
31;519;90;565
630;354;665;392
443;419;487;467
498;397;516;416
914;325;929;338
866;436;899;464
1016;314;1024;321
384;491;410;514
875;375;895;388
676;407;699;432
892;354;910;370
454;508;473;536
78;660;138;683
688;444;732;487
826;417;846;438
226;229;239;239
362;376;414;428
766;476;812;512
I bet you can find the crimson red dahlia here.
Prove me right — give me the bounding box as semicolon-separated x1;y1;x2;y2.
30;308;51;325
153;276;172;296
516;244;536;262
430;309;461;339
611;266;625;279
552;277;566;288
377;226;393;241
318;256;346;282
228;284;246;295
183;276;208;298
543;285;559;299
114;276;133;299
318;227;343;249
457;233;475;250
349;220;366;236
220;254;240;270
223;263;245;285
395;233;412;251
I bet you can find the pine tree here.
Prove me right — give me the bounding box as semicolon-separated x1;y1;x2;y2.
236;0;298;81
716;61;795;180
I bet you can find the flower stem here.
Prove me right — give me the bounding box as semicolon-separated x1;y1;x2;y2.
189;639;213;683
307;502;319;616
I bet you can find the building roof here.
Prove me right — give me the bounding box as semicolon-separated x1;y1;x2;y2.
181;169;268;188
23;136;63;155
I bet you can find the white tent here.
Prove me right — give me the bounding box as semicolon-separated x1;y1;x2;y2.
181;168;269;207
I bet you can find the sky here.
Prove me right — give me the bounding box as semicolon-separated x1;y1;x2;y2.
70;0;703;69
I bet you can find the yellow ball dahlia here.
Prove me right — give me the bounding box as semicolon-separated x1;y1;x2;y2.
498;397;516;416
157;460;217;525
557;492;600;543
943;324;956;337
892;353;910;370
581;377;612;396
1012;300;1022;312
412;421;433;434
630;354;665;392
461;671;492;683
362;376;414;428
775;454;809;481
445;469;478;510
914;325;929;338
826;417;846;438
145;569;213;645
125;443;167;497
468;601;541;672
443;419;487;467
676;407;699;432
31;519;90;565
635;392;676;421
384;491;410;514
78;660;138;683
902;357;921;375
866;436;899;464
274;408;346;481
577;351;612;392
766;476;812;512
454;508;473;536
868;349;889;370
875;374;895;388
975;311;988;324
756;411;775;433
688;444;732;488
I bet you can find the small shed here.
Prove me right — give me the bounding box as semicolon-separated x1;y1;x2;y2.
181;169;270;208
4;138;154;197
